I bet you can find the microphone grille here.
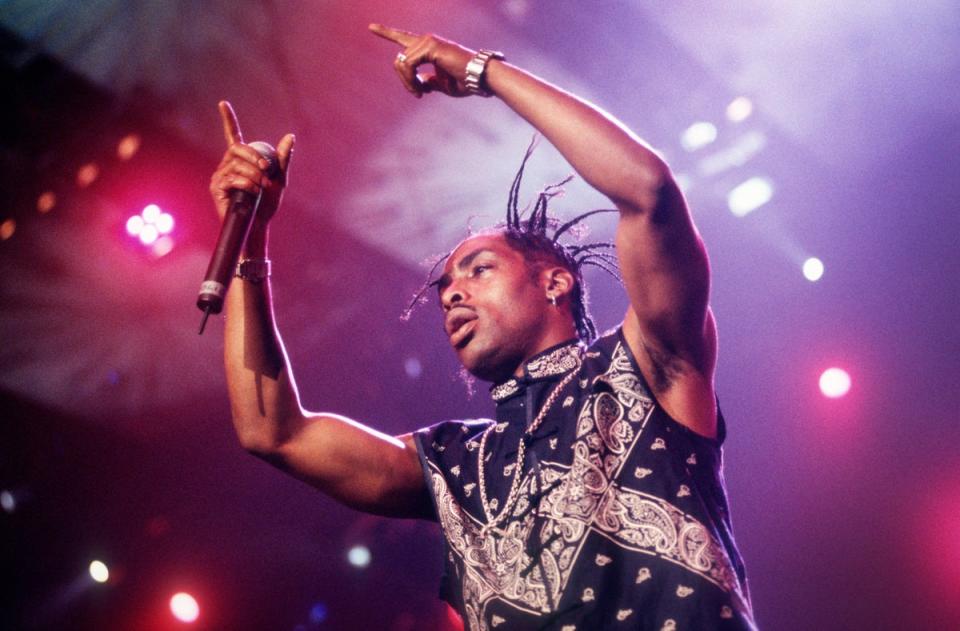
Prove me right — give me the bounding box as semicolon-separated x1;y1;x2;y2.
248;141;280;179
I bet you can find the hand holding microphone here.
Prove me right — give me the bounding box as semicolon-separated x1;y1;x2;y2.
198;101;295;333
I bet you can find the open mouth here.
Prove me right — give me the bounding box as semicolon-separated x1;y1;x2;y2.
450;319;477;348
446;309;478;348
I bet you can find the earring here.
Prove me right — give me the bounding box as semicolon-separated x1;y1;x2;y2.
547;294;557;306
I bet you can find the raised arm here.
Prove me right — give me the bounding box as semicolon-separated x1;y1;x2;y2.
213;102;431;517
369;26;717;437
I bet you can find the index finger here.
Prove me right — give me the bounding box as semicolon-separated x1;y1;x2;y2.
218;100;243;147
368;23;418;47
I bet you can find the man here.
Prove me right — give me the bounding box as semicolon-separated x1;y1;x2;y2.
211;23;756;630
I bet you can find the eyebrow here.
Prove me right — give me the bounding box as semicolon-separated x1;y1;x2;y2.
432;248;498;293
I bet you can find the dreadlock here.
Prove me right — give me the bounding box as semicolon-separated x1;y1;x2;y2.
402;136;622;343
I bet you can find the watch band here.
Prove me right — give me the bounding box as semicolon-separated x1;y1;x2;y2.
464;49;505;97
235;258;272;283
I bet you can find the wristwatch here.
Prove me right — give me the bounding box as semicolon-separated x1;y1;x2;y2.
464;49;505;97
235;258;272;283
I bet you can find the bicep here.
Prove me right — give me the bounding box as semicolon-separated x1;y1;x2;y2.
265;414;432;519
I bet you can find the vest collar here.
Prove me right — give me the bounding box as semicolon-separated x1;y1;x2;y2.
489;339;583;403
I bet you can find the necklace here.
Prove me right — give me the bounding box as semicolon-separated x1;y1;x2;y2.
477;356;582;535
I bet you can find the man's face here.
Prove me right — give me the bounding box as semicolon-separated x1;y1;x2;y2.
437;233;551;383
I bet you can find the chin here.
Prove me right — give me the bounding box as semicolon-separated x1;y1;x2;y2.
456;337;519;383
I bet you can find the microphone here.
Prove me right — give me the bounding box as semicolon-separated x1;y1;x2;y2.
197;141;279;334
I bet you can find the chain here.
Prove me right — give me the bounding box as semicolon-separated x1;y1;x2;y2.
478;361;581;535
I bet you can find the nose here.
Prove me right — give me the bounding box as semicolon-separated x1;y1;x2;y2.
441;280;467;311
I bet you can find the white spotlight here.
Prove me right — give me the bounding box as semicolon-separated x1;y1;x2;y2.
680;122;718;152
726;96;753;122
803;257;825;282
0;490;15;513
727;177;774;217
170;592;200;623
347;545;371;568
89;560;110;583
819;368;851;398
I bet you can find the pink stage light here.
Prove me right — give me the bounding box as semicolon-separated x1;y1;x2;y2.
819;367;851;398
139;224;159;245
126;215;145;236
127;204;175;252
169;592;200;623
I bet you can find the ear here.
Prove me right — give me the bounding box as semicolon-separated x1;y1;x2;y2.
541;266;575;300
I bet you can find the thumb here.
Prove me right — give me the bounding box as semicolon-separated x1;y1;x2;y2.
276;133;296;174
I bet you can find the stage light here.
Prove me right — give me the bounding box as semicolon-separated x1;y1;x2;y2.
155;212;174;234
88;560;109;583
819;368;851;398
139;224;159;245
142;204;161;223
152;236;175;258
0;219;15;241
127;204;175;252
170;592;200;623
37;191;56;214
347;545;371;568
727;177;773;217
117;133;141;161
76;162;100;188
0;490;15;513
680;122;717;152
803;257;824;282
126;215;145;236
404;357;422;379
726;96;753;122
309;603;329;624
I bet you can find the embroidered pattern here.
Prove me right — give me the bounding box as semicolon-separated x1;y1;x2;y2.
490;343;584;402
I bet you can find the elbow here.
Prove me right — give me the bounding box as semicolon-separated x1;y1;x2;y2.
231;410;302;460
614;154;675;218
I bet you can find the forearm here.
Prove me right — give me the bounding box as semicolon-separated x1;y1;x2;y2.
223;225;304;454
486;60;669;214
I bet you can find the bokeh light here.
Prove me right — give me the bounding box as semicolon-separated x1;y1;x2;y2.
126;215;145;236
155;212;174;234
88;560;109;583
680;121;718;152
727;177;774;217
139;224;159;245
152;236;175;258
0;219;15;241
169;592;200;623
37;191;56;214
117;133;141;161
127;204;175;252
803;257;825;282
309;603;329;624
726;96;753;122
76;162;100;188
142;204;161;223
819;368;851;398
0;490;15;513
404;357;422;379
347;545;371;568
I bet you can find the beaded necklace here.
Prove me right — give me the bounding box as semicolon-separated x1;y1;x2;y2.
477;354;582;535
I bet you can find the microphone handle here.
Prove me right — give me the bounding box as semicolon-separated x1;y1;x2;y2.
197;188;260;318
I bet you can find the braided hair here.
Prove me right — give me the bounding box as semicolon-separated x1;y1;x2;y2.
402;137;622;343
